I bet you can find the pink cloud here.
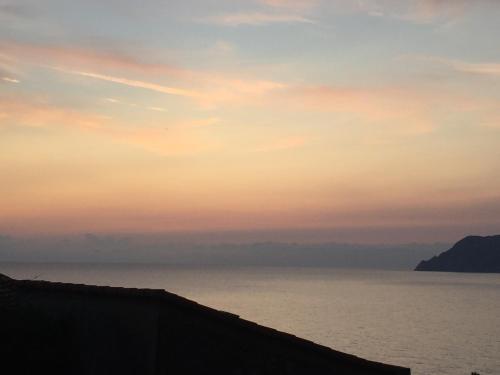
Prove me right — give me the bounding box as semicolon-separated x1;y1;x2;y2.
278;81;500;138
0;95;220;156
1;40;287;108
0;40;183;76
409;0;470;22
284;85;436;134
326;0;490;23
0;96;108;130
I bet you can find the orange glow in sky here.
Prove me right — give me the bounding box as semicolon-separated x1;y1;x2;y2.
1;1;500;241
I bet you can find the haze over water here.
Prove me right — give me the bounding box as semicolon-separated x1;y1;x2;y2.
3;263;500;375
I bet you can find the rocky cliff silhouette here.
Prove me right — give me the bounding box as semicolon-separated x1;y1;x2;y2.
415;235;500;273
0;273;410;375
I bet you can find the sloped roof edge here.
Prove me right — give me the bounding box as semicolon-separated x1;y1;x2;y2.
16;278;409;374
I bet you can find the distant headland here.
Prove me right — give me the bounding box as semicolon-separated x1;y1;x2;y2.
415;235;500;273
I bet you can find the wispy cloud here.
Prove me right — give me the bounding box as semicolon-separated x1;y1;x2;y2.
1;76;19;83
221;0;484;25
0;96;108;130
103;97;120;103
64;69;201;98
201;12;314;26
449;61;500;77
0;51;20;76
285;85;435;134
148;106;168;112
0;40;183;76
62;69;286;108
279;80;500;139
421;56;500;77
2;40;287;108
407;0;470;22
102;97;169;113
335;0;492;23
0;96;219;156
258;0;320;11
110;126;220;156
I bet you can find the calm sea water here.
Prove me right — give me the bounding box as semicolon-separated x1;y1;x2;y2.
2;263;499;375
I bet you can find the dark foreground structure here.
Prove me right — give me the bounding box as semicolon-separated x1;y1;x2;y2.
0;273;410;375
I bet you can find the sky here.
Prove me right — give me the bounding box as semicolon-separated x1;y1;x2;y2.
1;0;500;242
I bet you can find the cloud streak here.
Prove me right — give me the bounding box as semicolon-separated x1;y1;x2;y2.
2;40;287;107
62;69;286;107
0;95;220;156
201;12;314;26
284;85;437;135
420;56;500;77
0;40;183;76
327;0;495;23
1;76;19;83
0;96;108;130
259;0;319;9
449;61;500;77
65;70;201;98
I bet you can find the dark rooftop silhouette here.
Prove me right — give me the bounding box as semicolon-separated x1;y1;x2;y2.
0;273;410;374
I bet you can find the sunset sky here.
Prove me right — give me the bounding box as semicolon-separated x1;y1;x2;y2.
1;0;500;242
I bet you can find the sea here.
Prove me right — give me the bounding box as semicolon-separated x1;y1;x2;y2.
2;263;499;375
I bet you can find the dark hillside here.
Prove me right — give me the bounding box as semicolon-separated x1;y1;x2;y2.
415;235;500;273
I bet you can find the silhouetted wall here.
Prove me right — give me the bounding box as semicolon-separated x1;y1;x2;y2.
2;275;410;375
